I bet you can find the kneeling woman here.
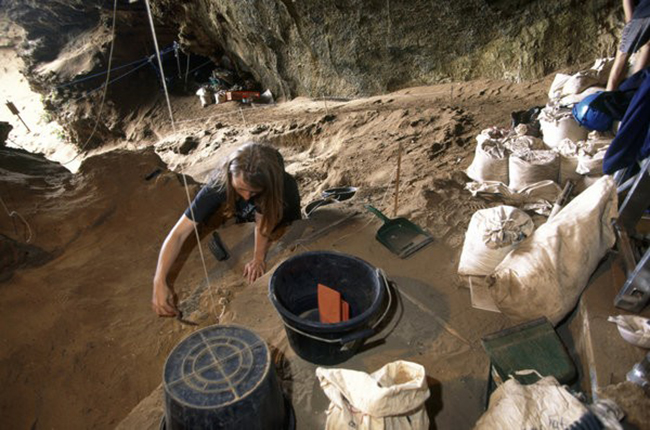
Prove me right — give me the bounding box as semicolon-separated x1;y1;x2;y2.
152;142;301;317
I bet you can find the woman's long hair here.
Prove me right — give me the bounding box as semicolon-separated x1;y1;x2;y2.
210;142;285;236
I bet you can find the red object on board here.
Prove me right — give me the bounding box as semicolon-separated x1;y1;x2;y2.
225;91;261;101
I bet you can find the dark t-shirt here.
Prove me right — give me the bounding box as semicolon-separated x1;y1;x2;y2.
634;0;650;19
184;172;302;228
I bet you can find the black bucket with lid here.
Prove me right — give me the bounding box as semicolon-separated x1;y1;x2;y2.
268;251;391;365
162;324;292;430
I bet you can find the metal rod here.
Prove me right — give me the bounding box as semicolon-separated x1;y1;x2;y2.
185;52;191;85
174;42;181;78
548;180;574;220
394;141;402;217
5;101;31;133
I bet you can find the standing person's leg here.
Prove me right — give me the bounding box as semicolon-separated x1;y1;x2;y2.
625;17;650;77
608;49;631;90
633;42;650;73
608;16;649;91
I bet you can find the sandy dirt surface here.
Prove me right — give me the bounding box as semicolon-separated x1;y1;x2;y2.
1;72;554;429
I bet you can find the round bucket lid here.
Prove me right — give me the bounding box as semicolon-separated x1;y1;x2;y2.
163;324;271;409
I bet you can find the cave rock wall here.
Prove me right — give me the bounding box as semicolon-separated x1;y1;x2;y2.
155;0;621;98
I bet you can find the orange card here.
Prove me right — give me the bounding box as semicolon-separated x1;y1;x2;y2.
318;283;342;324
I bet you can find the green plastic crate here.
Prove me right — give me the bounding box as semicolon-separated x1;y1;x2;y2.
481;317;577;386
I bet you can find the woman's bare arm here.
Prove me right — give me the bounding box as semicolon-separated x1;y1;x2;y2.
243;212;271;283
152;215;196;316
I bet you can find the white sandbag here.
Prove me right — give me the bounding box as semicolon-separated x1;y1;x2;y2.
516;180;563;215
554;138;580;157
558;85;605;107
574;175;602;194
476;127;510;145
555;136;609;183
559;156;581;184
465;180;561;216
548;73;572;101
538;106;589;148
516;180;563;204
488;176;618;325
590;57;615;81
466;180;560;201
584;131;613;151
503;135;545;155
563;72;600;96
508;150;559;192
548;60;612;103
458;206;534;276
576;147;607;176
474;376;592;430
555;138;582;184
466;139;509;183
570;137;609;176
317;360;430;430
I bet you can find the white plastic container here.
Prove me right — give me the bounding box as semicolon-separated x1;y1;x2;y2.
608;315;650;349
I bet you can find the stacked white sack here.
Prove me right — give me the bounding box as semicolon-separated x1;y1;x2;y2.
509;150;560;192
458;206;534;276
541;58;613;148
538;106;589;148
488;176;618;325
554;133;611;187
503;134;545;155
547;58;613;105
466;138;510;183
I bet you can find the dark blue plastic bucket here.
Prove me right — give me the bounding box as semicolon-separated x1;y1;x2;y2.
268;251;390;365
162;324;292;429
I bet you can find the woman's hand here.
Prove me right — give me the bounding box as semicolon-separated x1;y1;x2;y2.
152;280;179;317
243;258;266;283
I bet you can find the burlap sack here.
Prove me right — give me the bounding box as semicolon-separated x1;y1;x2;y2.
458;206;534;276
466;139;509;183
538;106;588;148
488;176;617;325
475;376;590;430
558;86;605;107
465;180;561;216
475;127;510;145
508;150;559;192
554;139;582;184
317;360;430;430
576;147;607;176
504;135;545;155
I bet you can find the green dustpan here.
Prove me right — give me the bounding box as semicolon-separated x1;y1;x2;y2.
365;205;433;258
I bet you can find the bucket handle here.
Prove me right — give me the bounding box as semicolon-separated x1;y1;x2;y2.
278;269;393;348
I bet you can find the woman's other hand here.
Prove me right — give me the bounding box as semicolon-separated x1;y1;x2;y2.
243;258;266;283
